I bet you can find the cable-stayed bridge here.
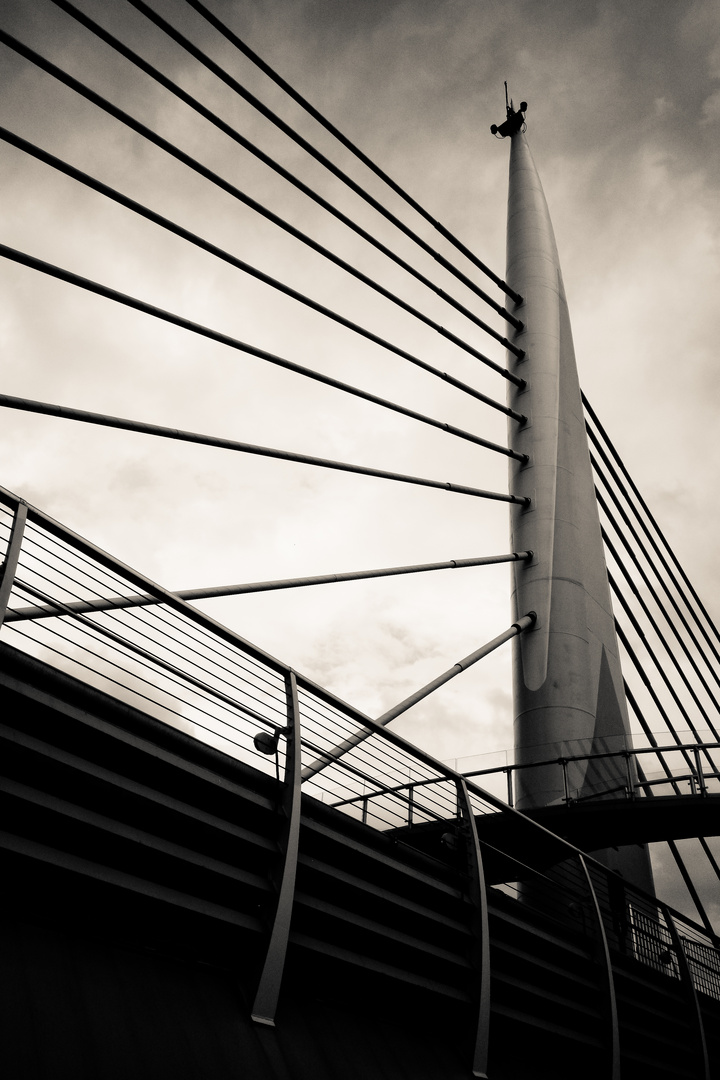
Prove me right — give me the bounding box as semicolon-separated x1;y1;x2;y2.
1;4;720;1078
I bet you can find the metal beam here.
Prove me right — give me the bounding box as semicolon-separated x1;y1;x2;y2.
252;671;303;1026
456;776;491;1078
375;613;536;727
302;614;535;781
5;552;532;623
577;855;620;1080
0;501;27;628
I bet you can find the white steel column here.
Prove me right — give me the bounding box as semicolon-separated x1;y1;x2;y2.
504;119;653;890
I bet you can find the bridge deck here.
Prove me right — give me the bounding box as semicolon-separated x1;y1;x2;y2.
2;642;720;1080
394;794;720;867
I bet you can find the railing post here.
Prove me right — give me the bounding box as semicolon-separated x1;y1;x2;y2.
577;855;620;1080
455;777;490;1079
661;904;711;1080
251;670;303;1026
0;500;27;628
623;751;634;799
506;767;514;808
407;782;414;827
693;747;707;796
561;758;570;803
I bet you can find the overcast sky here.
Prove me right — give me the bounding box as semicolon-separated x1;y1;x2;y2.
2;0;720;918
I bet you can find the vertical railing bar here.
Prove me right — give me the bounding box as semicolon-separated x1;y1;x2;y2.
624;752;634;798
0;501;28;628
455;776;490;1079
506;766;514;808
251;670;303;1026
408;782;414;827
662;904;711;1080
694;746;707;796
577;854;620;1080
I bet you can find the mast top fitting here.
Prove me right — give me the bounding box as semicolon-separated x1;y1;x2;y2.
491;83;527;138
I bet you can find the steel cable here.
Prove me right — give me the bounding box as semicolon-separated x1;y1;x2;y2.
45;0;522;342
608;569;720;755
590;449;720;696
6;552;531;622
632;755;717;933
0;35;524;381
620;681;719;932
0;243;527;439
0;130;534;443
598;506;720;737
4;594;271;750
181;0;521;304
0;384;528;506
584;393;720;658
14;530;291;704
616;628;704;783
120;0;523;320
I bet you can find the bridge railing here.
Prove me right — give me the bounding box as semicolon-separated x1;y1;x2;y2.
4;484;715;830
0;486;483;832
1;486;719;1025
458;742;720;805
327;740;720;827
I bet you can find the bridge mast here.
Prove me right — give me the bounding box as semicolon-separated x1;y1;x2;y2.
500;101;653;890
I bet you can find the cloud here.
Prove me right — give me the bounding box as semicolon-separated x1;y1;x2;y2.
701;87;720;122
2;0;720;920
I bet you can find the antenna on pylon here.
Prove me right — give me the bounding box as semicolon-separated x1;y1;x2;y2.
490;86;527;138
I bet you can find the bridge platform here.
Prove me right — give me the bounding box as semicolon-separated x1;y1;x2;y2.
2;642;720;1079
394;793;720;868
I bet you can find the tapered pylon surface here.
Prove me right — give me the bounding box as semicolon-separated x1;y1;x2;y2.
504;126;652;889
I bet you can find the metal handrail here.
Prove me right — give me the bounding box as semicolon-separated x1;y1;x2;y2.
461;742;720;804
1;484;718;1021
330;741;720;815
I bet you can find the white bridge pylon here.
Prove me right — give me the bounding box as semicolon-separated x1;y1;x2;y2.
504;114;654;890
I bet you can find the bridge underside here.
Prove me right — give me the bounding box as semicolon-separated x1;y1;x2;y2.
524;795;720;850
1;643;719;1080
396;796;720;868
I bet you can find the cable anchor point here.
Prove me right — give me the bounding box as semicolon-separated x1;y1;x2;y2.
490;83;527;138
